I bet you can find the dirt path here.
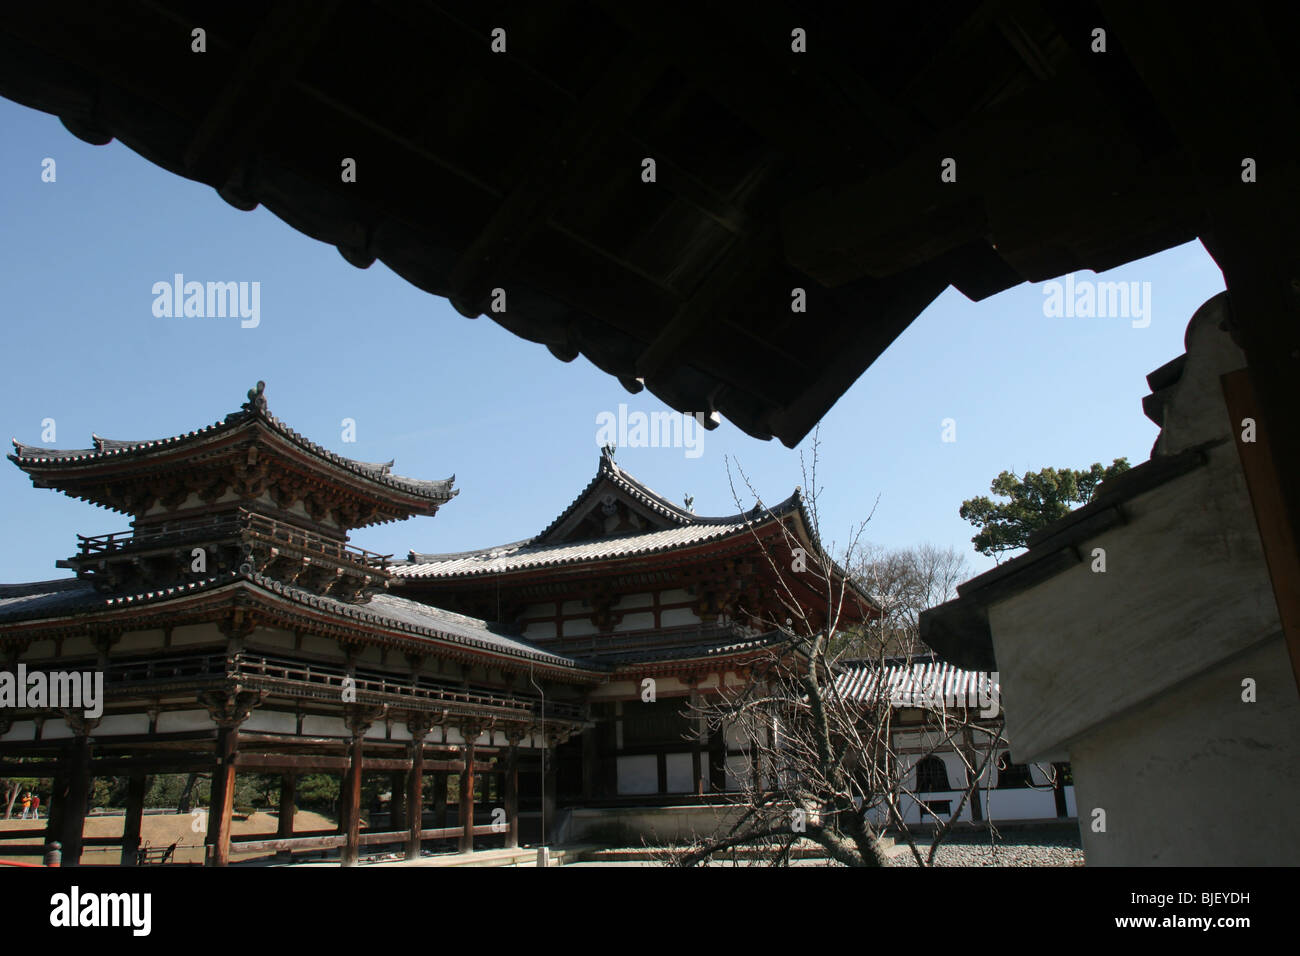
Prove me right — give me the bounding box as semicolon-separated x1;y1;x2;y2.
0;810;338;865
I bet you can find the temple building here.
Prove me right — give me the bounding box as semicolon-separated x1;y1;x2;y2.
0;383;865;863
0;384;1065;865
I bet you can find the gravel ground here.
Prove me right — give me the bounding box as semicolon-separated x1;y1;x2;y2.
887;827;1084;866
570;825;1085;866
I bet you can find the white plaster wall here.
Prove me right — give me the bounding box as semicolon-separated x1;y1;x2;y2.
301;715;349;738
60;636;95;658
170;623;223;648
248;627;295;652
617;755;658;795
665;752;694;793
724;754;752;791
0;720;36;740
616;611;654;631
1071;636;1300;865
982;787;1060;820
564;617;596;637
25;640;56;660
116;629;166;653
661;607;702;627
523;621;556;640
94;714;150;736
612;592;654;611
242;710;298;735
156;709;214;733
299;635;340;658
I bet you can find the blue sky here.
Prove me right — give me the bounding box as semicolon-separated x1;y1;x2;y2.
0;98;1228;584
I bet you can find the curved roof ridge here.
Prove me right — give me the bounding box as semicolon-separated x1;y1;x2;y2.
403;487;806;572
534;455;733;542
9;385;456;502
256;407;455;498
405;537;538;565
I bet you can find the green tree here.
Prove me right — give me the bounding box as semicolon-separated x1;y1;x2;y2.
960;459;1131;561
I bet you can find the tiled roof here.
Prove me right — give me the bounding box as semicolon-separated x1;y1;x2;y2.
401;453;806;580
400;520;772;579
535;453;701;541
0;578;99;617
9;387;454;501
835;658;998;709
0;573;588;671
603;632;787;666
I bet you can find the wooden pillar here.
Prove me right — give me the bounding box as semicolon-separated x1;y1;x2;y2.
542;742;558;845
504;734;522;849
119;772;147;866
44;770;68;851
390;772;406;831
275;774;296;861
1052;763;1069;819
458;727;479;853
689;684;705;796
433;770;448;828
204;725;238;867
581;729;598;800
200;683;259;867
405;718;430;860
964;730;983;823
61;730;93;865
340;710;374;868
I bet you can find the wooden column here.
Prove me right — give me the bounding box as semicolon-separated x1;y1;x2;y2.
390;772;406;831
542;740;558;845
340;707;380;867
201;658;261;867
119;772;147;866
689;683;705;796
61;725;94;865
458;724;480;853
581;729;598;800
405;717;431;860
1052;763;1069;818
44;769;68;852
275;774;296;861
205;725;239;867
432;770;448;829
504;732;522;849
963;728;983;823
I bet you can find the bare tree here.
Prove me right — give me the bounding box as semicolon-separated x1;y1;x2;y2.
670;434;1005;867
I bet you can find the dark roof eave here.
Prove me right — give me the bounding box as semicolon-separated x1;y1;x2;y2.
0;573;603;679
9;406;457;505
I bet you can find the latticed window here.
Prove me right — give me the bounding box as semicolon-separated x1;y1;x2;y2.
997;753;1034;788
914;755;950;793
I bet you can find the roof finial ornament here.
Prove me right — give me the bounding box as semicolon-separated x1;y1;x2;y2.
683;493;694;513
601;442;617;462
243;381;267;414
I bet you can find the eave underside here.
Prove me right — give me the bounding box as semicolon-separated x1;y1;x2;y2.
3;2;1286;444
